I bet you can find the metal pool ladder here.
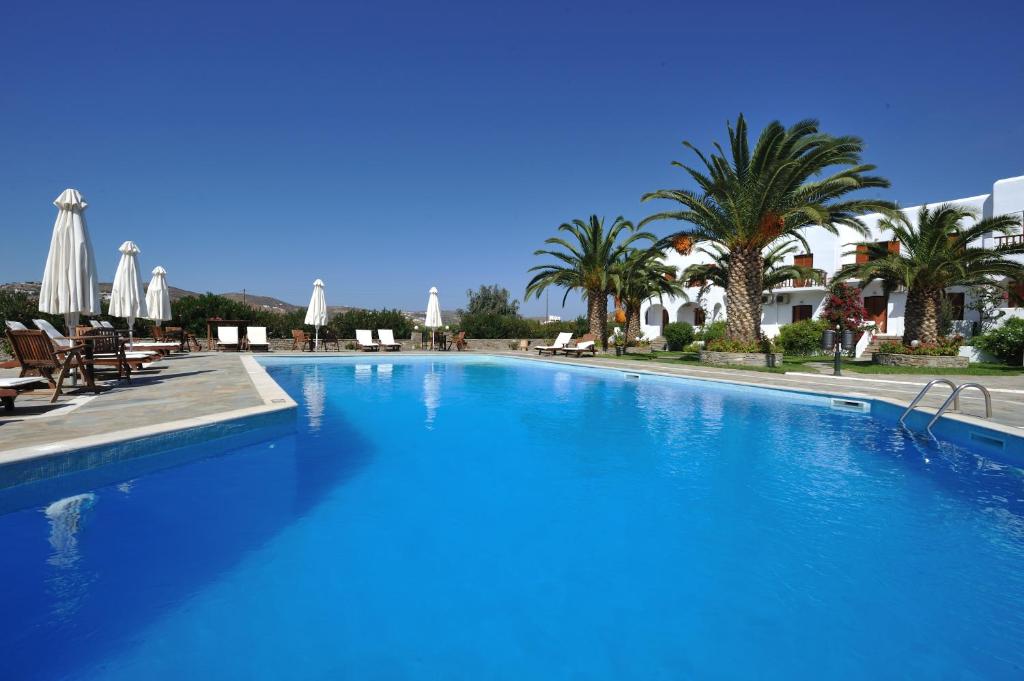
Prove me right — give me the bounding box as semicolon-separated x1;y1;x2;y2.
900;379;993;440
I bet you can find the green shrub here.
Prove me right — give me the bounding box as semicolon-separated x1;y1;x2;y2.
974;318;1024;364
329;308;412;340
697;320;727;342
777;319;829;356
663;322;695;351
706;337;776;354
877;337;963;357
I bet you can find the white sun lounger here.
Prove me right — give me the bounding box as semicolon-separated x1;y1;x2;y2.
217;326;240;351
563;338;597;357
535;332;573;355
377;329;401;351
246;326;270;352
356;329;379;351
5;321;27;331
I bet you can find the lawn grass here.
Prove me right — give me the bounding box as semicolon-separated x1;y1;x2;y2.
605;351;1024;377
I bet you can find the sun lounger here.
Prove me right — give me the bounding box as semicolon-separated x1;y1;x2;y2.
355;329;379;351
217;326;240;351
7;329;103;402
33;319;74;348
5;321;27;331
563;334;597;357
246;326;270;352
0;376;47;412
377;329;401;351
447;331;468;351
535;332;573;355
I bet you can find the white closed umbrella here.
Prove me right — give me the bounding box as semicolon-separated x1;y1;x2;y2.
425;286;443;350
39;188;101;334
145;266;172;323
305;279;328;351
109;241;148;347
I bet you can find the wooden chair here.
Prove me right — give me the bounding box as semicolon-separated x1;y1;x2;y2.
7;329;102;402
292;329;310;351
319;328;341;352
448;331;468;351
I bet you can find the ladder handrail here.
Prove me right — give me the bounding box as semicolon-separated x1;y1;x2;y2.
925;383;993;439
899;379;959;426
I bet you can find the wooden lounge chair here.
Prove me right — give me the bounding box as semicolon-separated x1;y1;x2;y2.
355;329;379;351
7;330;102;402
377;329;402;351
217;326;240;351
535;332;573;355
245;326;270;352
292;329;311;351
0;377;47;411
517;339;529;352
563;334;598;357
447;331;468;351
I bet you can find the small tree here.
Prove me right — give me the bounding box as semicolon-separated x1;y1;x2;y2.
462;285;520;317
967;284;1007;334
822;283;867;331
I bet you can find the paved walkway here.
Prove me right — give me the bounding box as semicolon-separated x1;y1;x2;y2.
2;350;1023;456
0;353;264;452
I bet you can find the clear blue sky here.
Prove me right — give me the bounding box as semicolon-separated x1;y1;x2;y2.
2;0;1022;316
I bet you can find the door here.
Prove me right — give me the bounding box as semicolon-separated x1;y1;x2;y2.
791;304;813;323
863;295;887;333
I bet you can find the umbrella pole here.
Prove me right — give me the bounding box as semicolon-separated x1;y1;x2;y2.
315;325;320;352
66;312;79;386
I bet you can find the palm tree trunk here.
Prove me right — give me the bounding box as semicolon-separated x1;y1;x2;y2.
587;291;608;349
725;246;764;343
626;306;641;343
903;286;942;345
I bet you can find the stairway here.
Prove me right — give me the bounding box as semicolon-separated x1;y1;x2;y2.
860;334;902;359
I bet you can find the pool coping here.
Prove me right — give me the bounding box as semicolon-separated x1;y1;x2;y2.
1;350;1021;470
0;355;297;469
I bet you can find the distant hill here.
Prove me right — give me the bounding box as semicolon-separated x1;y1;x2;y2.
1;281;356;317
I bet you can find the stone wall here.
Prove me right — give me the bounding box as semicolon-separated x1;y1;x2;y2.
700;350;785;367
872;352;969;368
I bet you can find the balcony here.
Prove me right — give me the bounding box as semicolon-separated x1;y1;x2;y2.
772;271;828;291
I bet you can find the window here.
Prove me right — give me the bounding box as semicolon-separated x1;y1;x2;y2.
945;292;965;320
694;307;706;326
792;304;813;323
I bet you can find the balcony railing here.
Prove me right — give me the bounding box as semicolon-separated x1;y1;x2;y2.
773;271;828;290
995;234;1024;248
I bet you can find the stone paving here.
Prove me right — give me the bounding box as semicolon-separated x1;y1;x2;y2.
3;349;1024;457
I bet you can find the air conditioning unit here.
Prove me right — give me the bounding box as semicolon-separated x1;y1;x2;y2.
775;293;790;304
761;294;772;304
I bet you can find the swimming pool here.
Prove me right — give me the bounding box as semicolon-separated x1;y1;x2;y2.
2;355;1023;679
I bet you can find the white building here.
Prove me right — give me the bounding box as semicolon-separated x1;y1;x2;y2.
640;175;1024;346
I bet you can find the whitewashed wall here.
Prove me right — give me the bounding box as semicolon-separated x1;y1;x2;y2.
640;174;1024;341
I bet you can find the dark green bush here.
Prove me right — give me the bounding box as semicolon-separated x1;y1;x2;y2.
328;309;412;339
777;319;829;356
706;337;777;353
972;319;1024;364
697;320;727;342
663;322;695;351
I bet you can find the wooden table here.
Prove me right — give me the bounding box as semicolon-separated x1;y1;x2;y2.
206;320;249;351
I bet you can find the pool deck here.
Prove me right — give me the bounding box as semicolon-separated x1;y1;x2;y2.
3;350;1024;465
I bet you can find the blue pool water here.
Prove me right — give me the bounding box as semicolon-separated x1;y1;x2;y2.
2;356;1024;679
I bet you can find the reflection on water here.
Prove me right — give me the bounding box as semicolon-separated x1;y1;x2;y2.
44;493;96;569
116;481;134;494
551;371;572;401
302;366;326;432
354;364;372;384
377;363;393;382
423;366;441;428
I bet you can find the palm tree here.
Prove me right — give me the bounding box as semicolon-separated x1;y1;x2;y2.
835;204;1024;344
615;248;687;342
641;115;894;343
526;216;652;348
681;239;825;293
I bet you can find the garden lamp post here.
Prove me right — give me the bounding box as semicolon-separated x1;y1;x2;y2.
822;324;855;376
